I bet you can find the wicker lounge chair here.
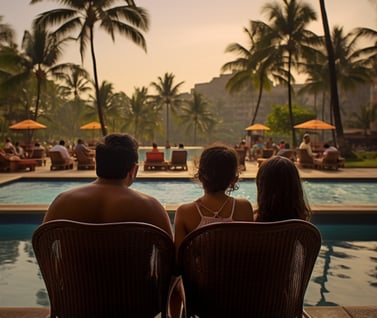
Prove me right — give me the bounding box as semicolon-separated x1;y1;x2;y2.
32;220;175;318
168;150;188;171
143;152;169;171
296;148;315;168
178;220;321;318
75;150;95;170
30;148;47;166
0;151;37;172
314;151;345;170
48;151;74;170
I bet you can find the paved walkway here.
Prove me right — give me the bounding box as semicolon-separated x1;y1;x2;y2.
1;159;377;181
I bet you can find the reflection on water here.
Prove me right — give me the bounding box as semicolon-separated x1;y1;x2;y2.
0;224;376;307
305;240;377;307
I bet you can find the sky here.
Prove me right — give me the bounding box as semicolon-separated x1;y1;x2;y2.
1;0;377;95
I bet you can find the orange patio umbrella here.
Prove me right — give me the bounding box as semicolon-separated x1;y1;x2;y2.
245;123;270;131
294;119;335;130
9;119;47;144
9;119;47;130
79;121;103;130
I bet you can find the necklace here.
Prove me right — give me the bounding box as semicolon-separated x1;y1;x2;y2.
197;196;230;218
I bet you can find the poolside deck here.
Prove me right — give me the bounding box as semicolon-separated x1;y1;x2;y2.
1;159;377;318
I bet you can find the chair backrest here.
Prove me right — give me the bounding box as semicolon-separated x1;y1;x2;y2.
323;151;339;163
48;151;66;164
146;151;165;162
75;149;93;164
31;148;46;159
32;220;175;318
170;150;187;164
178;220;321;318
297;148;314;164
262;148;274;158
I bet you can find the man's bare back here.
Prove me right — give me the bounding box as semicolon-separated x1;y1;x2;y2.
43;134;173;238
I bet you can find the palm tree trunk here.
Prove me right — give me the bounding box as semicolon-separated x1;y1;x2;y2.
287;51;297;147
166;103;170;147
251;76;264;125
319;0;345;151
34;66;42;121
90;27;107;136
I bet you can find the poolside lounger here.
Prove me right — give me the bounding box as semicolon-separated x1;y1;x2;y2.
168;150;188;171
75;149;95;170
0;152;37;172
30;148;47;166
143;151;169;171
314;151;345;170
178;220;321;318
296;148;315;168
48;151;74;170
32;221;175;318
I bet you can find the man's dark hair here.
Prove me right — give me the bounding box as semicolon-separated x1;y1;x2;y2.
96;134;138;179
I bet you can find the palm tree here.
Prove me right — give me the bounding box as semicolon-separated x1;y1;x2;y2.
88;80;122;131
150;72;184;147
222;20;285;126
121;86;160;142
0;16;15;47
301;22;377;149
57;63;92;101
56;63;92;134
261;0;319;147
180;91;216;145
347;103;377;135
32;0;150;136
0;24;67;121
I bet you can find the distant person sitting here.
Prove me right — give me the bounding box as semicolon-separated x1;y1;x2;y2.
276;142;295;160
43;133;173;237
279;140;286;149
178;143;185;150
15;142;25;158
3;138;16;155
50;140;72;161
255;156;311;222
31;142;46;166
299;133;314;157
74;139;94;159
322;143;338;157
151;142;159;153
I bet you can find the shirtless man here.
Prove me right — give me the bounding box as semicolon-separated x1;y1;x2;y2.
43;133;173;238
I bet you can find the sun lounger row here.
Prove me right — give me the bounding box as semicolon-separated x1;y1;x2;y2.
143;150;188;171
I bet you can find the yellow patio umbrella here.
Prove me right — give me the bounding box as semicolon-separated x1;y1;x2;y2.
79;121;102;130
294;119;335;130
9;119;47;130
9;119;47;145
79;121;105;142
245;123;270;131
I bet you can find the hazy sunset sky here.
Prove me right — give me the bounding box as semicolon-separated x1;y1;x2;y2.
1;0;377;95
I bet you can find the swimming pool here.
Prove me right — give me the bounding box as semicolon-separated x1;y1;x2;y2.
0;178;376;307
0;179;376;205
0;222;376;307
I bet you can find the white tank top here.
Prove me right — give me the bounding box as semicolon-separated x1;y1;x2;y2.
195;197;236;229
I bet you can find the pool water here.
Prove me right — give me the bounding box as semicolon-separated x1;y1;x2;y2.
0;223;376;307
0;179;376;205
